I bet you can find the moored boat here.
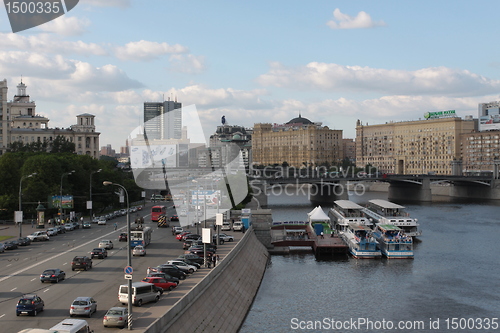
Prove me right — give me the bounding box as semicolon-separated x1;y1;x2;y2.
340;223;381;259
362;199;422;237
372;224;413;259
328;200;373;233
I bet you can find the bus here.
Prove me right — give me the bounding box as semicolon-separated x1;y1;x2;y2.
151;205;167;222
130;226;152;247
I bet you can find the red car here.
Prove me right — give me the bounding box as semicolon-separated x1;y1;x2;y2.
142;277;177;291
176;231;191;241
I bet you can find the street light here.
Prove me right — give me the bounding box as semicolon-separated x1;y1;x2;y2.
89;169;102;223
19;172;37;237
59;170;75;223
103;181;132;330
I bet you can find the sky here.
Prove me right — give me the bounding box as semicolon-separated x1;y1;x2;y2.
1;0;500;150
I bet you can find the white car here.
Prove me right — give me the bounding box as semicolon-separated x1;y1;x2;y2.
166;260;197;274
64;224;74;231
97;217;107;225
98;240;114;249
233;221;244;232
132;245;146;256
221;222;231;231
216;233;234;242
27;231;49;241
46;228;58;236
179;209;187;217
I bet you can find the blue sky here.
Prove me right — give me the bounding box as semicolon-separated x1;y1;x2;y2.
1;0;500;149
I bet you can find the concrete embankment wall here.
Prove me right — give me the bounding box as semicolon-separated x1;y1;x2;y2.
146;229;269;333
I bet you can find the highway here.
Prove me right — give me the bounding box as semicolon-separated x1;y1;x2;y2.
0;202;204;333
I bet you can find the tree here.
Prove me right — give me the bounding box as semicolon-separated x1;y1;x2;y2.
49;135;75;153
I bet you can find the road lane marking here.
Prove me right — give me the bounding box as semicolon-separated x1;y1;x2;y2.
10;287;17;291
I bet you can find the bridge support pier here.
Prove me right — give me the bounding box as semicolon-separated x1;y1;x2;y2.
388;178;432;202
250;180;269;208
449;179;500;200
308;181;348;204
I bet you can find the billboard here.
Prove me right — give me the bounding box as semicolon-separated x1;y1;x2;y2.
191;190;220;206
424;110;456;119
130;144;177;169
49;195;74;209
479;114;500;131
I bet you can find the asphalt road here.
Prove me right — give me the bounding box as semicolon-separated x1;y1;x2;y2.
0;202;236;333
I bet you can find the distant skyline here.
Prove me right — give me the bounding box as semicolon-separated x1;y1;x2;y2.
1;1;500;149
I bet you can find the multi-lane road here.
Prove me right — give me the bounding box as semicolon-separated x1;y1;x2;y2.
0;202;208;333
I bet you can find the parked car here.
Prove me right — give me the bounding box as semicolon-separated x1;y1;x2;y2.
183;239;198;250
233;221;244;231
172;226;183;235
82;221;92;229
27;231;49;241
17;237;32;246
3;240;18;250
176;231;191;241
221;221;231;231
64;224;74;231
183;233;201;241
155;265;187;280
174;257;202;269
46;228;58;236
132;245;146;256
54;225;66;234
118;233;127;242
40;268;66;283
97;216;107;225
177;253;205;265
90;248;108;259
16;294;44;316
166;260;197;274
179;209;187;217
0;243;4;253
215;233;234;242
70;296;97;318
71;256;93;271
98;239;114;249
71;221;80;229
142;277;177;291
146;272;180;284
103;307;128;328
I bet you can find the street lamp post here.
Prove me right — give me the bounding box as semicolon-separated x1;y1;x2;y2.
89;169;102;223
103;181;132;330
59;170;75;223
19;172;37;237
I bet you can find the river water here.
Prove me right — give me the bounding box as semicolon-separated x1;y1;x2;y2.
239;190;500;333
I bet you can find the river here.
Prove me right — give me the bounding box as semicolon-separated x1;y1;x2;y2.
239;190;500;333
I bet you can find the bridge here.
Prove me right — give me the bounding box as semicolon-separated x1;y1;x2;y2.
250;174;500;205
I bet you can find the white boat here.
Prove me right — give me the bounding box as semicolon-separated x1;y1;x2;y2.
340;223;381;259
328;200;373;233
362;199;422;237
372;224;413;259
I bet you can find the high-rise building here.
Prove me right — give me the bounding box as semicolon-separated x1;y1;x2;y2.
0;79;10;155
253;114;343;168
143;100;182;140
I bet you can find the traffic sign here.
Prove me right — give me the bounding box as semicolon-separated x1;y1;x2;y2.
124;266;133;274
124;274;132;280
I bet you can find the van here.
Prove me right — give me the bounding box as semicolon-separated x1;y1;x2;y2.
118;282;161;306
233;221;244;232
49;319;93;333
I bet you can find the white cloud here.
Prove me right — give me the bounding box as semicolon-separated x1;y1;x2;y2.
327;8;386;30
114;40;189;61
169;54;207;74
257;62;500;97
38;16;91;36
0;33;107;56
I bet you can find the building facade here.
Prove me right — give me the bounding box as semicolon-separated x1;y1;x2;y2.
342;138;356;163
461;131;500;174
144;100;182;140
205;124;252;170
253;115;343;168
355;116;476;175
7;80;100;157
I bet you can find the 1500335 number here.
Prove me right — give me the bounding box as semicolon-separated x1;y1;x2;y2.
5;1;61;14
445;318;498;330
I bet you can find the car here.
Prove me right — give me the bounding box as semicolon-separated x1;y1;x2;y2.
46;228;58;236
179;209;187;217
103;307;128;328
233;221;244;232
174;257;202;269
64;224;74;231
82;221;91;229
71;256;93;271
118;232;127;242
166;260;198;274
98;239;114;249
3;240;18;250
40;268;66;283
146;272;180;284
132;245;146;256
188;247;215;258
142;277;177;291
215;233;234;242
183;233;201;241
54;225;66;234
27;231;49;241
183;239;198;250
154;265;187;280
176;231;191;241
177;253;205;265
17;237;31;246
71;221;80;229
221;221;231;231
170;215;179;222
97;217;107;225
172;226;183;235
90;248;108;259
16;294;44;316
0;243;4;253
70;296;97;318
